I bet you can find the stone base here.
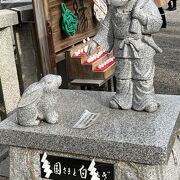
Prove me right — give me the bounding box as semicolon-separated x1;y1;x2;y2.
10;137;180;180
0;90;179;179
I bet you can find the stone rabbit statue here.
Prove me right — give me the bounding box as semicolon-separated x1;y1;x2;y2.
17;74;62;126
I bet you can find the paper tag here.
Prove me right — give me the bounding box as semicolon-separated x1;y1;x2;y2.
73;110;100;129
1;0;31;3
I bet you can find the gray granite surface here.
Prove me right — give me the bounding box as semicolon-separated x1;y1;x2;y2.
9;138;180;180
0;9;20;114
0;9;20;178
0;90;179;165
0;27;20;114
0;10;18;28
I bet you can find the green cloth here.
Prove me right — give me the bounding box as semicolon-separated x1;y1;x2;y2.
60;3;78;37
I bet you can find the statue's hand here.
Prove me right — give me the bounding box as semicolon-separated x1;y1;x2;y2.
87;41;98;55
132;8;147;25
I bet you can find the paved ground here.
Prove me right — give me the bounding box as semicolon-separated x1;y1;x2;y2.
0;175;8;180
0;3;180;179
154;3;180;95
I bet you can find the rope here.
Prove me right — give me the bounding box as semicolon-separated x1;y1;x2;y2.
60;3;78;37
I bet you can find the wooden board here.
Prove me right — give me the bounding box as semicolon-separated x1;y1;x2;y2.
47;0;99;53
32;0;53;74
66;44;115;80
32;0;100;77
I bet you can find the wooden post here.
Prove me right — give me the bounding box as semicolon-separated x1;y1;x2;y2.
32;0;55;75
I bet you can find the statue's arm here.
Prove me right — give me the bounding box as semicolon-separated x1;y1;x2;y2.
133;1;163;34
143;10;163;34
93;7;114;52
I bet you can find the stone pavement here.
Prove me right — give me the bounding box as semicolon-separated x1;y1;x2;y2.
154;2;180;95
0;175;8;180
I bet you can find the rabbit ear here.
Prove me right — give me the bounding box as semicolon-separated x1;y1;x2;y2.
18;83;43;108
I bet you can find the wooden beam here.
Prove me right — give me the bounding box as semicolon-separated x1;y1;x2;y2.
32;0;54;75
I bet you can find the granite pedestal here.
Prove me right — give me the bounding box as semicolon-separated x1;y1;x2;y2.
0;90;179;180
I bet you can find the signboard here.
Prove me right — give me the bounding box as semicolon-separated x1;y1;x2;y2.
40;153;114;180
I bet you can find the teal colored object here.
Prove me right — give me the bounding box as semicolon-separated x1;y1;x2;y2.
60;3;78;37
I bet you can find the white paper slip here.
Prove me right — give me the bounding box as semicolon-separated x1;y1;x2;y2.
73;110;100;129
0;0;31;3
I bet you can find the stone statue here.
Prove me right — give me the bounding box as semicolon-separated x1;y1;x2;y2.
88;0;162;112
17;74;62;126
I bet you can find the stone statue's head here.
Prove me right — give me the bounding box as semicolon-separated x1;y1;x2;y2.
17;74;62;109
39;74;62;93
111;0;129;7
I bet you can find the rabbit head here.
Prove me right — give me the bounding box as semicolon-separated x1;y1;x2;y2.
17;74;62;111
40;74;62;93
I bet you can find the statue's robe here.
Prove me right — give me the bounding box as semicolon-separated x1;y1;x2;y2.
93;0;163;111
